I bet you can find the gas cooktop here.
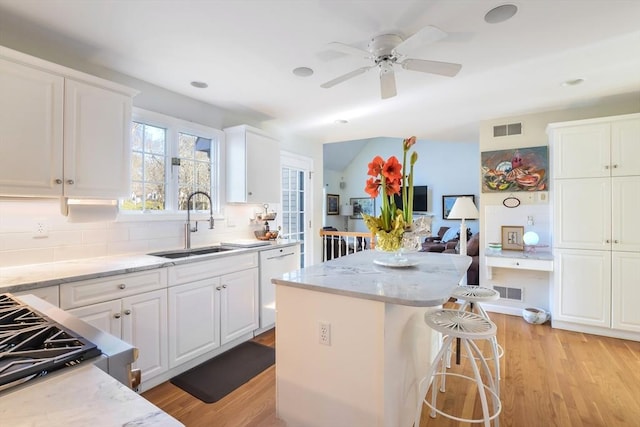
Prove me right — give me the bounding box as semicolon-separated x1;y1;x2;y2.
0;293;102;391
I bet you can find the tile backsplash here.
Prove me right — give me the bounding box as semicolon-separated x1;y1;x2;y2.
0;199;272;267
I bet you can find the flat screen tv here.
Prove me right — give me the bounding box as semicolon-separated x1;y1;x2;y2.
393;185;428;212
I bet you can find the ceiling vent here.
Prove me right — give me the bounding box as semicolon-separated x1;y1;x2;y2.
493;122;522;137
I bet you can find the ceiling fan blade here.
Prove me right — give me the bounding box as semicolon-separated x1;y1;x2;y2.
379;64;397;99
320;66;373;89
401;58;462;77
326;41;372;59
394;25;448;55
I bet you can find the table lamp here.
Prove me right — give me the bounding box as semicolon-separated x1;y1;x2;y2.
340;203;353;231
447;196;479;284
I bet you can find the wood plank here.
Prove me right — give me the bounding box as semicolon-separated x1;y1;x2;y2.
143;314;640;426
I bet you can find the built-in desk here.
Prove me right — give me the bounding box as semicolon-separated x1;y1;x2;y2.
485;250;553;279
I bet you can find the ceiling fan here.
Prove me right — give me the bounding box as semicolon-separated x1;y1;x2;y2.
320;25;462;99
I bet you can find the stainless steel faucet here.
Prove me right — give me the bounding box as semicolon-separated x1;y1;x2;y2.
185;191;214;249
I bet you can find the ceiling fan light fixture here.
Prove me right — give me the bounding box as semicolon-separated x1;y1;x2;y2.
561;78;585;87
190;81;208;89
334;119;349;124
293;67;314;77
484;4;518;24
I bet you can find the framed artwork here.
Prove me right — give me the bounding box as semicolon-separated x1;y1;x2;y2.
327;194;339;215
501;225;524;251
442;194;475;219
350;197;375;219
481;145;548;193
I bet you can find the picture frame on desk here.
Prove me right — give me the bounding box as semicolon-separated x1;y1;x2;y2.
327;194;339;215
501;225;524;251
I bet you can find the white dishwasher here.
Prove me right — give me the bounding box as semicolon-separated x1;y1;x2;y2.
259;245;300;331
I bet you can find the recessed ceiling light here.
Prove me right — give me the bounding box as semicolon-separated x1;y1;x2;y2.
484;4;518;24
293;67;314;77
561;78;585;87
191;81;208;89
334;119;348;124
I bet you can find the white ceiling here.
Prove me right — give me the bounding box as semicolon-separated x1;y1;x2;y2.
1;0;639;156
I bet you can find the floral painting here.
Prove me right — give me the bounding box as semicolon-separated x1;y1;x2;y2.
481;146;548;193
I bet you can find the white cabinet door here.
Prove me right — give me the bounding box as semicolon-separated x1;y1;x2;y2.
64;79;132;198
0;58;64;197
551;123;610;179
68;299;122;338
611;117;640;176
121;289;168;382
225;125;280;203
259;246;300;329
611;176;640;252
168;278;221;368
554;249;611;327
220;268;259;344
611;252;640;332
554;178;611;250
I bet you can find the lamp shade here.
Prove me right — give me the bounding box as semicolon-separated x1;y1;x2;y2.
447;197;479;220
340;204;354;216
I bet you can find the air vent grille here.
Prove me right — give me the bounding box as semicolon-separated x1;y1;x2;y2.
493;122;522;137
494;285;523;301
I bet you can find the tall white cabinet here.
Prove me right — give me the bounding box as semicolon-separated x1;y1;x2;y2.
549;113;640;339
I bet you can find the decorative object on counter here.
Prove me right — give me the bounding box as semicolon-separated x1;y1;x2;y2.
522;307;550;324
501;225;524;251
326;194;339;215
255;203;277;238
481;145;548;193
255;226;280;241
362;136;418;252
442;194;475;219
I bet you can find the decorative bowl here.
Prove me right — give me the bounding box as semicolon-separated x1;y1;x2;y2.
522;307;549;324
254;230;278;241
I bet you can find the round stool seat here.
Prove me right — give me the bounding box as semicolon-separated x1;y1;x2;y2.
425;309;497;340
452;285;500;303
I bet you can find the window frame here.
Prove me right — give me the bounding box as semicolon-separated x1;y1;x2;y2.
120;108;223;220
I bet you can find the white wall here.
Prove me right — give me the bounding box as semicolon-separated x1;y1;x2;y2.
324;137;480;235
478;93;640;314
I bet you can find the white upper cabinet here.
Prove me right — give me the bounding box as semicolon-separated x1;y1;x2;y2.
549;113;640;179
0;47;137;199
0;58;64;197
225;125;280;203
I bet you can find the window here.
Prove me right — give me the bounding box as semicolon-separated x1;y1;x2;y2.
122;108;221;213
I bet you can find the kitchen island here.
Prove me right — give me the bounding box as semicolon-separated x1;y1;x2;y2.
272;250;471;427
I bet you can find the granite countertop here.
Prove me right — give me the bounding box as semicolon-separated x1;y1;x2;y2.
272;250;471;307
0;364;183;426
0;240;299;293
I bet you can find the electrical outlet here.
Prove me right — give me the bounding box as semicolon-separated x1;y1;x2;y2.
318;321;331;346
33;221;49;239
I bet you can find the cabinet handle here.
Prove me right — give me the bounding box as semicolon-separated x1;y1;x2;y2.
605;239;611;244
516;262;520;266
114;313;121;319
612;164;619;169
604;165;610;170
222;284;227;289
614;240;619;244
118;284;126;290
54;179;63;184
66;179;74;185
124;309;132;315
216;286;222;291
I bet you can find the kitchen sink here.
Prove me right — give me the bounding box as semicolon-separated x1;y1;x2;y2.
148;246;237;259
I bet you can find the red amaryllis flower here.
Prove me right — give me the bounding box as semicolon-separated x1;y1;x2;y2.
364;177;381;198
382;156;402;181
367;156;385;177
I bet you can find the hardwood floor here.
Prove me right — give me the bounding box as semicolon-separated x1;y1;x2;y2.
143;313;640;427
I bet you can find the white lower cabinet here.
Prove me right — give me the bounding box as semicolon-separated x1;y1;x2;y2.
554;249;640;334
61;270;168;386
168;253;259;368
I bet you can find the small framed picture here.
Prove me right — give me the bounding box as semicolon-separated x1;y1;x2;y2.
501;225;524;251
327;194;339;215
350;197;375;219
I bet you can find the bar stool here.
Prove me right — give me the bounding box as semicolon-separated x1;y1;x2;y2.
415;309;501;427
450;286;504;372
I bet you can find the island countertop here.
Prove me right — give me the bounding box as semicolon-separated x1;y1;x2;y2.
272;250;471;307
